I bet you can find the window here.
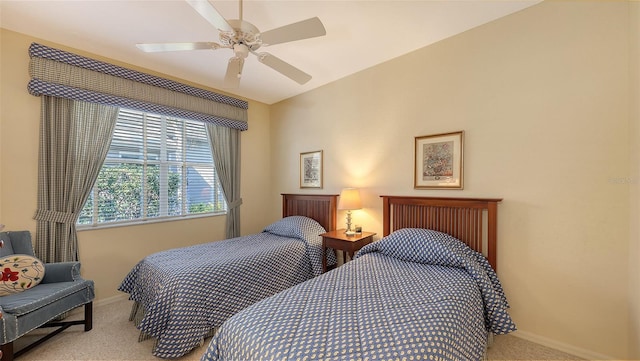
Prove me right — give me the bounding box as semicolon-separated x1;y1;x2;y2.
78;109;226;227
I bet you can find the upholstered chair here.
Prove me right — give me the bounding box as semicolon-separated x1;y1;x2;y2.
0;230;94;361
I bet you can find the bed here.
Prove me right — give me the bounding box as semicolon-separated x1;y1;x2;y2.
201;196;516;361
118;193;338;359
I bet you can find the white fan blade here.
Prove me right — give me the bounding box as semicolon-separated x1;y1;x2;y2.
256;52;312;85
136;42;222;52
260;17;326;46
224;57;244;88
186;0;234;33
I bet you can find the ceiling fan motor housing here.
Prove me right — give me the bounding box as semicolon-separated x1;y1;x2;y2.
221;19;262;52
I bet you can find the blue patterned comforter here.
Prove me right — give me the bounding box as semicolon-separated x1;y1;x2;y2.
201;228;516;361
118;216;330;358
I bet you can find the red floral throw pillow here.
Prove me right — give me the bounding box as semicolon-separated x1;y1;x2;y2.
0;254;45;296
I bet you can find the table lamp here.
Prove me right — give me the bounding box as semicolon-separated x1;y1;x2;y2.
338;188;362;236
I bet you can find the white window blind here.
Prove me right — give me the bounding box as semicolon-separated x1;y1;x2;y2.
78;108;226;227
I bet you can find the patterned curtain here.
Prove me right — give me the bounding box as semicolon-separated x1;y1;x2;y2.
206;124;242;238
33;96;118;262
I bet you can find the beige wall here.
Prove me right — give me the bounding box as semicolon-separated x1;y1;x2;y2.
271;1;635;359
1;1;638;359
629;1;640;358
0;29;274;302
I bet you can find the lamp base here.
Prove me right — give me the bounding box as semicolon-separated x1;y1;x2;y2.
344;210;355;236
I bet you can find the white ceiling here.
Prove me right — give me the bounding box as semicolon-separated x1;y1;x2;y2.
1;0;541;105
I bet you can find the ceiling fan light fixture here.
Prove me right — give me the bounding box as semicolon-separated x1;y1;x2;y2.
233;44;249;58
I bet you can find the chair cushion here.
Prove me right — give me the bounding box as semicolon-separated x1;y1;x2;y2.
0;254;45;296
0;280;93;316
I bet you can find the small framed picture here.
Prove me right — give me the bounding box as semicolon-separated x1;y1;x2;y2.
414;131;464;189
300;150;323;188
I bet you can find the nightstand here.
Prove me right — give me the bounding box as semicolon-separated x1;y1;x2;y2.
320;229;376;272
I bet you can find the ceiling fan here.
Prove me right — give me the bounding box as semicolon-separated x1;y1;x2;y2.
136;0;326;88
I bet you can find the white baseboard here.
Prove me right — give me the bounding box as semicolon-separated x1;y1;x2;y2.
513;330;617;360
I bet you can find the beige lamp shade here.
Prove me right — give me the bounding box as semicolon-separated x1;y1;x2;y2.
338;188;362;210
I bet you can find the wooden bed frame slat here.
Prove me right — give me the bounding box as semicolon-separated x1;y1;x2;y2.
381;196;502;270
281;194;338;232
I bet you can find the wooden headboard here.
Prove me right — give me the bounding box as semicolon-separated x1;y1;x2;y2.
381;196;502;270
281;194;338;232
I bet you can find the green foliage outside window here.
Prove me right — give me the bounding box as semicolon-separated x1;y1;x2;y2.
78;163;218;225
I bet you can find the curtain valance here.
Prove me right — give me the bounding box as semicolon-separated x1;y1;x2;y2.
28;42;248;131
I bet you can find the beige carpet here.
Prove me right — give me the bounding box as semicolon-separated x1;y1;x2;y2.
14;298;583;361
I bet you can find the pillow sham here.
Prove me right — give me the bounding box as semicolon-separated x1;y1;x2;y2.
263;216;325;240
0;254;45;296
375;228;472;266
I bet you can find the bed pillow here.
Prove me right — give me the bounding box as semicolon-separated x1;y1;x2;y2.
0;254;45;296
264;216;325;240
356;228;470;267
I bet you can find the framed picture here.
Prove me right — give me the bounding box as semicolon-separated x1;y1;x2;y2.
414;131;464;189
300;150;323;188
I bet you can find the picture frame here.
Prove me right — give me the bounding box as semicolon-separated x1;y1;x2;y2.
414;131;464;189
300;150;323;188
